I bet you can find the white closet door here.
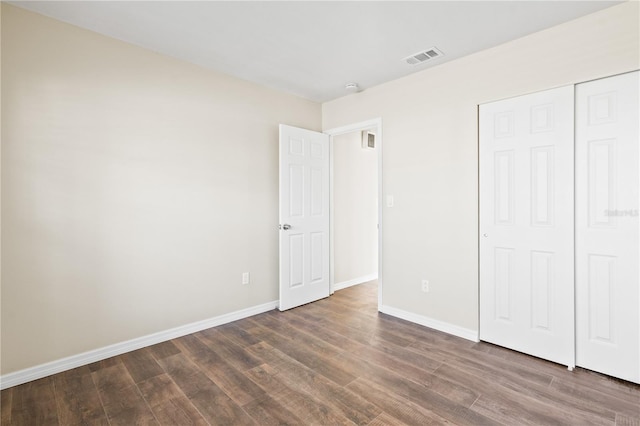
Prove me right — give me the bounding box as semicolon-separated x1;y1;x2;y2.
479;86;575;367
575;71;639;384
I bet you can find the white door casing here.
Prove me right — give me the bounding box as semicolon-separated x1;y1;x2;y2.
279;125;330;311
479;86;575;367
575;71;640;384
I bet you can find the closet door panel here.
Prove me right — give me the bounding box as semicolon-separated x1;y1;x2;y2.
479;86;575;367
575;71;639;384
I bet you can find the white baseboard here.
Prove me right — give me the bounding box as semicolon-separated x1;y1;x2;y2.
333;273;378;292
0;300;278;390
380;305;479;342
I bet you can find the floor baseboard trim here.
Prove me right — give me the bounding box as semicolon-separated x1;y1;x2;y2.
380;305;479;342
333;274;378;292
0;300;278;390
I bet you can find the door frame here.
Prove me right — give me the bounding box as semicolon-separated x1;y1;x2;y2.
325;118;383;311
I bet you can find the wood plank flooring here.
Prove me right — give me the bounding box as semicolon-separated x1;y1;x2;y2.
2;281;639;425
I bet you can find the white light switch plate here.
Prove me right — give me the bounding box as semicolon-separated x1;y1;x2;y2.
386;195;394;207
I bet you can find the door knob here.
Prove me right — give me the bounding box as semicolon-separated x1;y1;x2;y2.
281;224;291;230
483;233;488;238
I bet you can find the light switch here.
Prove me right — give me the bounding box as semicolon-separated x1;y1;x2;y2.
386;195;394;207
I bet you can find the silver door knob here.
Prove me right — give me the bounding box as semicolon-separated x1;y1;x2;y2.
483;233;488;238
281;224;291;230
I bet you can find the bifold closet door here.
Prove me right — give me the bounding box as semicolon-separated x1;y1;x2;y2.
479;86;575;367
575;71;639;384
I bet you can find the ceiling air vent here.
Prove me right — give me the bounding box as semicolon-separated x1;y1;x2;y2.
404;47;444;65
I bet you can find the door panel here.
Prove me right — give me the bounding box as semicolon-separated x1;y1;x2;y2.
479;86;575;367
279;125;330;310
575;71;639;383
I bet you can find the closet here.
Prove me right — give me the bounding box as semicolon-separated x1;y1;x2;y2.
479;71;639;384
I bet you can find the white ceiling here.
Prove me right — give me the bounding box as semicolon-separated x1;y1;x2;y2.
11;1;622;102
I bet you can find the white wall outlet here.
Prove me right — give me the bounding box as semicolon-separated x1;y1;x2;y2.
242;272;250;285
421;279;429;293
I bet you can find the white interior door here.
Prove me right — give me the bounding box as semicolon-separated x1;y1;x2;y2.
575;71;640;384
279;124;330;310
479;86;575;367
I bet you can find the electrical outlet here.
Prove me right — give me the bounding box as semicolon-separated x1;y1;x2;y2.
242;272;250;285
421;279;429;293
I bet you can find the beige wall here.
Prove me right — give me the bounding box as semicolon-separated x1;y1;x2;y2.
333;131;378;285
0;4;320;374
323;2;639;332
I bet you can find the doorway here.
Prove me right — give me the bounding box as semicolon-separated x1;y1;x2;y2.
326;119;383;310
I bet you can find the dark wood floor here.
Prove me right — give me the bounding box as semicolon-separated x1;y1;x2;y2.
2;281;639;425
